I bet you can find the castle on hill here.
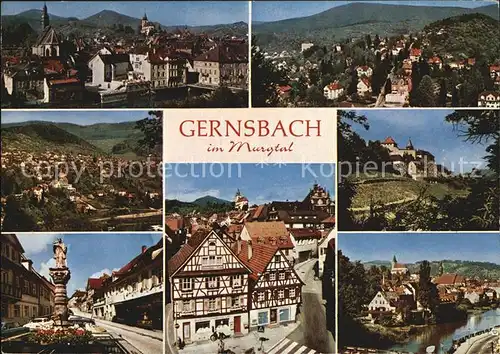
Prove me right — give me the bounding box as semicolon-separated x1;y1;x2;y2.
380;137;450;180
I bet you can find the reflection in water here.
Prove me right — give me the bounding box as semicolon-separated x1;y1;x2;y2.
389;309;500;354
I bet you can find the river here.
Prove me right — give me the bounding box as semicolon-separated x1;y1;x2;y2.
388;308;500;353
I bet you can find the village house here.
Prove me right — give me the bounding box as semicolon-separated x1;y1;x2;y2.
323;82;344;100
1;234;55;325
98;241;163;329
289;228;322;263
357;77;371;96
88;53;131;87
129;48;187;89
234;241;303;330
427;56;443;69
409;48;422;62
193;41;248;89
356;66;373;77
86;274;109;318
478;91;500;108
168;229;252;343
301;43;314;52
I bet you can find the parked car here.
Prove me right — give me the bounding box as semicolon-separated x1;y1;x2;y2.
68;315;95;326
23;317;53;331
1;321;30;338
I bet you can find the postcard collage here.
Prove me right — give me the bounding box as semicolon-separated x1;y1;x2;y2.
1;1;499;354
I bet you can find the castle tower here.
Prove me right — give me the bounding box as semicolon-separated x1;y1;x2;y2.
41;2;50;30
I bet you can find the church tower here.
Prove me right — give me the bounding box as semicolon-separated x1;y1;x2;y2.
41;2;50;30
391;255;397;270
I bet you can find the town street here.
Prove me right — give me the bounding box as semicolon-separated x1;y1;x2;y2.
71;308;163;354
285;259;336;354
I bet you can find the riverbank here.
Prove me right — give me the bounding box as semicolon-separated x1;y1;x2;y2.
364;323;428;343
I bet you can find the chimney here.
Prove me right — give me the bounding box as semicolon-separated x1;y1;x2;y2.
247;241;253;261
141;245;147;254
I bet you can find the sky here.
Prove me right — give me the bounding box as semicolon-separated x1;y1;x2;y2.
165;163;335;204
253;1;496;22
17;233;162;296
339;232;500;264
347;109;492;173
1;1;248;26
1;110;149;125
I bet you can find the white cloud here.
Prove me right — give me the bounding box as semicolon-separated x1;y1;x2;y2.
89;268;117;279
17;234;60;256
38;258;56;281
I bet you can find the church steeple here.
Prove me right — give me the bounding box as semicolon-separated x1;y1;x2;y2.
406;137;414;150
41;2;50;30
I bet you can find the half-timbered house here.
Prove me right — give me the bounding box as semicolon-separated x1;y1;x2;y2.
168;229;252;343
235;240;304;330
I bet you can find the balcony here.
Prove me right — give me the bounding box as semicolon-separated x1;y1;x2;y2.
107;283;163;305
1;283;22;300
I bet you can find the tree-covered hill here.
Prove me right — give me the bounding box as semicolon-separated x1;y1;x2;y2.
253;3;499;51
1;123;103;155
2;120;146;157
423;13;500;62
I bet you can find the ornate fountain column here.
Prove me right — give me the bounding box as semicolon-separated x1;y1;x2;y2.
49;238;71;330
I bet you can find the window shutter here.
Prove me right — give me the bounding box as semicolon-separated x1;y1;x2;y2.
217;278;220;288
285;288;289;298
203;299;209;311
265;273;269;281
216;297;221;310
190;300;195;311
230;276;233;288
227;296;232;308
205;278;209;288
175;300;182;311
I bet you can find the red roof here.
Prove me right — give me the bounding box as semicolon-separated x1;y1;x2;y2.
277;85;292;93
253;205;265;219
244;221;294;249
410;48;422;56
428;56;442;64
434;273;466;285
326;82;342;90
382;136;396;144
289;228;322;240
166;217;183;232
87;274;109;290
43;59;65;73
489;65;500;72
393;263;406;269
235;241;278;280
321;216;336;224
357;65;370;71
168;229;209;276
